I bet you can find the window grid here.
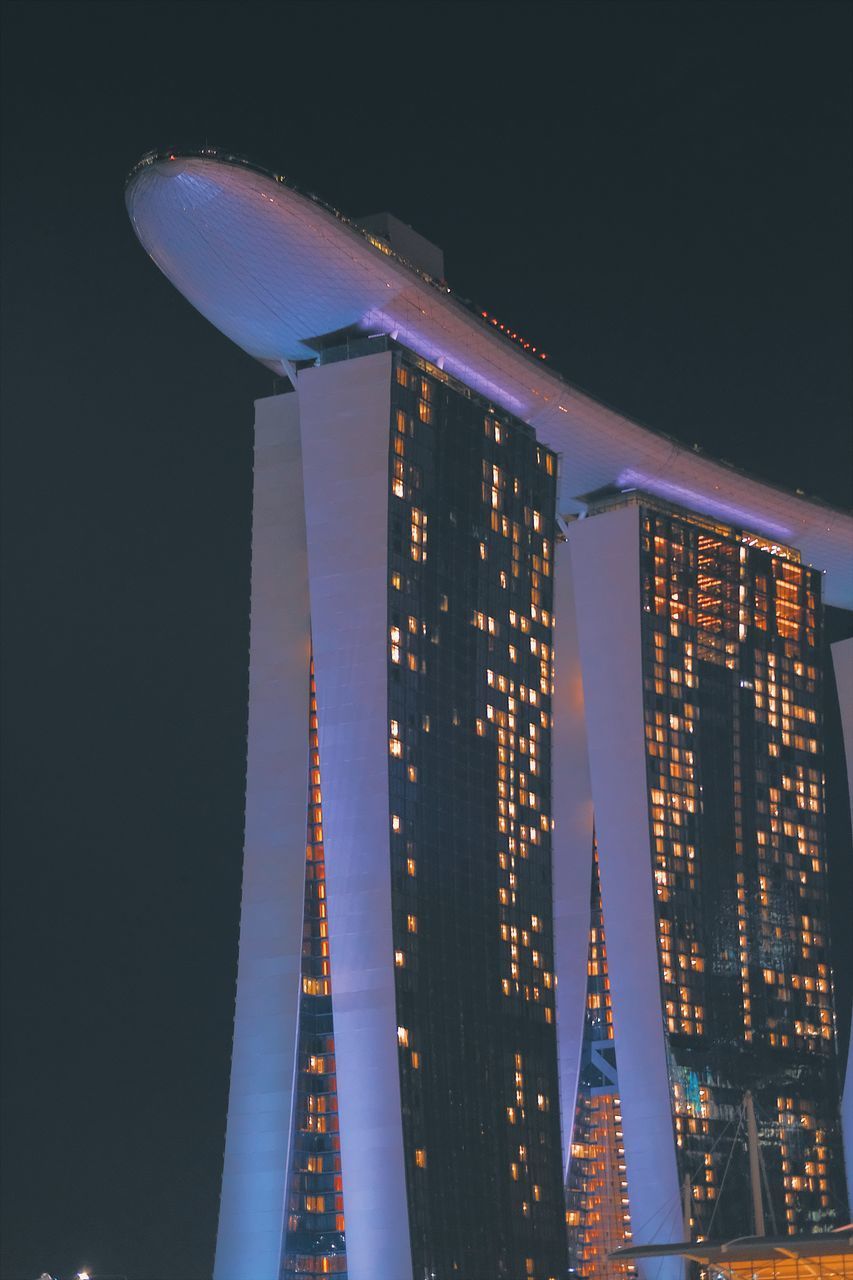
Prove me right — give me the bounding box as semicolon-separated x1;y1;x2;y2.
387;352;565;1280
638;504;846;1239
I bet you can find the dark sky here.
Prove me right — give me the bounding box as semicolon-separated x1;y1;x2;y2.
1;3;851;1279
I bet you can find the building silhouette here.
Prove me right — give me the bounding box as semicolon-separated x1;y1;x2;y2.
125;149;853;1280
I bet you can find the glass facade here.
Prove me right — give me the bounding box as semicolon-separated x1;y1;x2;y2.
635;498;847;1238
281;659;347;1279
387;350;568;1279
566;840;635;1278
277;381;849;1279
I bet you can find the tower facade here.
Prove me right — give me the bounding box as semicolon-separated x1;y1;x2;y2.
561;496;848;1266
216;341;568;1280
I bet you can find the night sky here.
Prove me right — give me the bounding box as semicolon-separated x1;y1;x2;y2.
1;3;851;1278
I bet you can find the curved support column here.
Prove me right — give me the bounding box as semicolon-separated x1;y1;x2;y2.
567;506;683;1279
214;394;312;1280
832;635;853;1208
298;352;412;1280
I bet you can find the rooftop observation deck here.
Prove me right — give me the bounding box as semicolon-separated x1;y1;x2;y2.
125;148;853;609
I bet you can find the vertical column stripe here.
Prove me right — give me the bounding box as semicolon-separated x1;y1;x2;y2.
568;506;683;1280
215;394;312;1280
298;353;413;1280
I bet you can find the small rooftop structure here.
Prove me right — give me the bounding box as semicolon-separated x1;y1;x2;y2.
357;212;445;281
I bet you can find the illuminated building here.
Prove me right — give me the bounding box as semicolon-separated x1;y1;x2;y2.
198;336;568;1280
124;149;853;1280
561;493;849;1269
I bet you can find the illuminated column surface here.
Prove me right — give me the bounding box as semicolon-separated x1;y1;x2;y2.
298;351;412;1280
214;393;312;1280
833;635;853;1199
567;504;683;1280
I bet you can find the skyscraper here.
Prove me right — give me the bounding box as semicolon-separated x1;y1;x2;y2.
195;342;569;1280
125;149;853;1280
560;495;848;1271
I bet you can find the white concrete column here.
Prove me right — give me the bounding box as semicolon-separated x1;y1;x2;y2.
214;393;312;1280
832;635;853;1210
832;637;853;831
568;505;683;1279
298;351;413;1280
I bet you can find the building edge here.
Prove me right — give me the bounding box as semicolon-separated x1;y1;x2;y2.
298;351;413;1279
567;505;684;1280
832;635;853;1207
214;394;311;1280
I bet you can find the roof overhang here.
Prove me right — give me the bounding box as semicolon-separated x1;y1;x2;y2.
125;151;853;608
610;1232;853;1278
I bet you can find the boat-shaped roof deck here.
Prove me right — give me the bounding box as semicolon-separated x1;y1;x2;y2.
126;150;853;608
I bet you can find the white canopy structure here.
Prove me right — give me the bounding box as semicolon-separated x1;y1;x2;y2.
126;149;853;607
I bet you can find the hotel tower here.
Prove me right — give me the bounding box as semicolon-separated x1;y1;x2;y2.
126;150;853;1280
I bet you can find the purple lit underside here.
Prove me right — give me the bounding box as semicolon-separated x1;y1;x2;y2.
125;156;853;609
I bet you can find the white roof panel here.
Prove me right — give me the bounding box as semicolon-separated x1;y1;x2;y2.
126;152;853;609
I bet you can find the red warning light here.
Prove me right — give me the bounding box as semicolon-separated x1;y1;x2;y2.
482;309;544;359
